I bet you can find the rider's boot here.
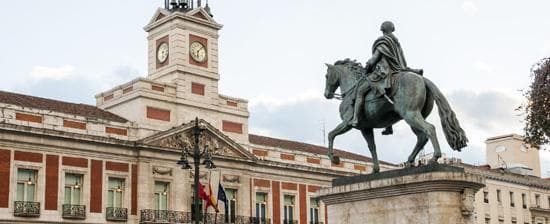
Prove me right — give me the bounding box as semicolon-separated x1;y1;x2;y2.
382;126;393;135
350;99;363;127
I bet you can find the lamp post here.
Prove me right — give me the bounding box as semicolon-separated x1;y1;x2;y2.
177;117;216;224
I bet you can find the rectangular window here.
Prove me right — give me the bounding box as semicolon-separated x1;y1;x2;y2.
64;174;82;205
107;178;125;208
496;189;501;204
522;193;527;209
310;198;320;224
255;192;267;223
509;192;515;207
483;191;489;203
283;195;295;224
225;189;237;223
16;169;37;202
154;181;169;210
535;194;540;208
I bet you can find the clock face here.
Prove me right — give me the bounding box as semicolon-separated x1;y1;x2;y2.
190;41;207;63
157;43;169;63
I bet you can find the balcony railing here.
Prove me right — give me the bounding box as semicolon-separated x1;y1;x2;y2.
62;204;86;219
283;220;298;224
309;222;324;224
140;209;190;223
106;207;128;221
139;210;270;224
14;201;40;217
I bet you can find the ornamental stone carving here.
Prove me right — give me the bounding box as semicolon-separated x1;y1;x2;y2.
149;129;235;157
223;175;240;183
461;188;476;216
152;166;173;176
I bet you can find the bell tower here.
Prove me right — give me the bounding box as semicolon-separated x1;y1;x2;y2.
145;0;221;84
96;1;250;144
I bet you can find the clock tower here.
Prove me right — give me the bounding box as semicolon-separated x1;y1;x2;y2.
96;1;250;144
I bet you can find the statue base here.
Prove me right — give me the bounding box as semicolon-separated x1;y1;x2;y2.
318;164;485;224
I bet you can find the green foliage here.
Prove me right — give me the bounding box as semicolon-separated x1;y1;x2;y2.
520;58;550;149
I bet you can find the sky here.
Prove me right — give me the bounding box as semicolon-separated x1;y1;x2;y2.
0;0;548;176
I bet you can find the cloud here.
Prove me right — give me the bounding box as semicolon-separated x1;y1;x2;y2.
30;65;74;80
474;60;495;75
12;65;142;104
249;89;524;167
461;1;479;16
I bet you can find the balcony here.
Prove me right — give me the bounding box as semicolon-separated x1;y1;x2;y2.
139;210;268;224
13;201;40;217
250;217;271;224
106;207;128;221
62;204;86;219
140;209;190;223
283;220;298;224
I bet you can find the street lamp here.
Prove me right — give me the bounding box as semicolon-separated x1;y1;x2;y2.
177;117;216;224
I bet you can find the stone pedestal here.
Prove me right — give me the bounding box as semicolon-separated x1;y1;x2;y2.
318;164;485;224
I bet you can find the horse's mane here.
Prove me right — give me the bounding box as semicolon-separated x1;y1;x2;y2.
334;58;365;79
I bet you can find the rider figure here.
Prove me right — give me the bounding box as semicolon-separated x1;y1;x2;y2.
349;21;423;134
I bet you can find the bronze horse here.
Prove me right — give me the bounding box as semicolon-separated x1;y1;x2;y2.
323;62;468;173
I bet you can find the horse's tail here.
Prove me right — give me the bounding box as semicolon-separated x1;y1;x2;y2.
424;77;468;151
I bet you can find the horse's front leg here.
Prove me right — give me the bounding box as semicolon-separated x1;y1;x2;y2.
327;122;352;164
360;128;379;173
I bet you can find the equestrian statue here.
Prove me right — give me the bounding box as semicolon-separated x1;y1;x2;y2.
324;21;468;173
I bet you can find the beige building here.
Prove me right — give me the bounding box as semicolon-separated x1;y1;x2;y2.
0;1;548;224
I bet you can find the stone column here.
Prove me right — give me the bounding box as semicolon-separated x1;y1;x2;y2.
318;164;485;224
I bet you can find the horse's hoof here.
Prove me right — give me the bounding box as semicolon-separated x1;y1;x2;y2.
331;155;340;165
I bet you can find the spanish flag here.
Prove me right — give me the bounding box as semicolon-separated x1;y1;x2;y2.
206;183;219;212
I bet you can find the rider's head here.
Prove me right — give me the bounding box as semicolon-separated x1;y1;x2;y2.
380;21;395;34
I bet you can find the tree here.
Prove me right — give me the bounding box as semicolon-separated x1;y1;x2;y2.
519;58;549;149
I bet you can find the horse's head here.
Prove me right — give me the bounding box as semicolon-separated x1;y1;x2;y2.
324;63;340;99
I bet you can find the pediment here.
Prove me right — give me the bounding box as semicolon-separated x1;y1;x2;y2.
139;119;255;161
148;8;171;25
185;8;218;24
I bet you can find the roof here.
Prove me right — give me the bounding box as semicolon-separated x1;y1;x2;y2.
249;134;395;166
0;90;128;123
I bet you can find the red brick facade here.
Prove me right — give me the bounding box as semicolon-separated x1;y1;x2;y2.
0;149;10;208
299;184;307;224
146;107;171;122
222;121;243;134
306;157;321;164
280;153;295;161
131;164;138;215
151;85;165;92
271;181;281;224
90;160;103;213
281;182;297;190
45;155;59;210
354;164;367;172
62;156;88;168
252;149;268;157
105;127;128;136
226;101;238;107
106;161;129;172
63;119;87;130
191;83;205;96
15;113;42;123
253;179;270;188
14;151;43;163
